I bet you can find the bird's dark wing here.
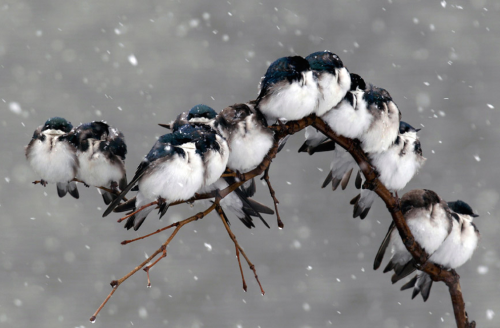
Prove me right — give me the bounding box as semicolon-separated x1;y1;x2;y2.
374;221;395;270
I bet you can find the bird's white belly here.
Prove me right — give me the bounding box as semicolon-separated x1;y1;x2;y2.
28;138;76;183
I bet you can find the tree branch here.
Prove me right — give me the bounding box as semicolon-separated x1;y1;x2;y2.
309;116;475;328
91;114;474;328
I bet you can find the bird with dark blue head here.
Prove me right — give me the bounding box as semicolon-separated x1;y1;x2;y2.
159;104;218;131
375;193;479;302
25;117;79;198
255;56;319;125
305;50;352;116
104;116;229;231
159;103;274;229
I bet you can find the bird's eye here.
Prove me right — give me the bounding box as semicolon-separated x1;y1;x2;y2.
377;102;384;110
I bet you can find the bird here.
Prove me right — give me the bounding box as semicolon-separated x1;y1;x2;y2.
159;104;274;228
214;102;275;174
255;56;319;125
158;104;217;131
67;121;127;204
373;189;454;285
304;50;352;116
321;146;357;191
350;121;426;219
322;83;400;154
25;117;79;198
103;124;228;231
160;103;260;196
399;200;479;301
298;73;366;155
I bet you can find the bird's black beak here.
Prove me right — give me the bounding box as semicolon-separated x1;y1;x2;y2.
158;123;171;129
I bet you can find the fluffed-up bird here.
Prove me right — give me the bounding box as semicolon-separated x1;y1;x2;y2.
373;189;453;284
298;73;366;155
25;117;79;198
350;121;426;219
157;104;274;226
322;84;400;154
67;121;127;204
399;200;479;301
103;124;229;230
255;56;319;125
304;50;352;116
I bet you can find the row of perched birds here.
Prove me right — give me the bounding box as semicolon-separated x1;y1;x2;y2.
25;50;479;302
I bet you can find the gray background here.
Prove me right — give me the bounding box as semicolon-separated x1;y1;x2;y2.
1;0;499;327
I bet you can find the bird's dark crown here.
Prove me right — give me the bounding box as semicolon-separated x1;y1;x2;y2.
174;124;220;157
399;121;419;134
77;121;110;139
448;200;479;217
363;85;393;109
305;51;344;73
42;117;73;132
187;104;217;121
259;56;311;92
146;132;189;162
349;73;366;91
100;133;127;160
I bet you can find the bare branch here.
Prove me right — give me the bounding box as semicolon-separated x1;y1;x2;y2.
90;200;219;322
261;166;283;228
92;115;474;327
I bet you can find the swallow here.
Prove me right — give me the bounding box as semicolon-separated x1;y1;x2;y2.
400;200;479;301
297;73;366;156
103;124;228;230
68;121;127;204
305;50;352;116
255;56;319;125
25;117;79;198
351;121;426;219
373;189;454;287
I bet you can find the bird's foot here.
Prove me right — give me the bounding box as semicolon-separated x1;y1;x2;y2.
110;181;119;193
157;197;167;207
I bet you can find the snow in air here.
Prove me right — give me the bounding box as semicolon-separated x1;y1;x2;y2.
128;54;138;66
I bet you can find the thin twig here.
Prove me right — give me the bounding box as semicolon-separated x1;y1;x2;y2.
215;205;247;292
144;245;167;287
116;201;158;223
90;201;219;322
215;205;265;295
261;166;283;228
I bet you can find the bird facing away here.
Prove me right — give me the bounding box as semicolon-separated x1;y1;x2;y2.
67;121;127;204
25;117;79;198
